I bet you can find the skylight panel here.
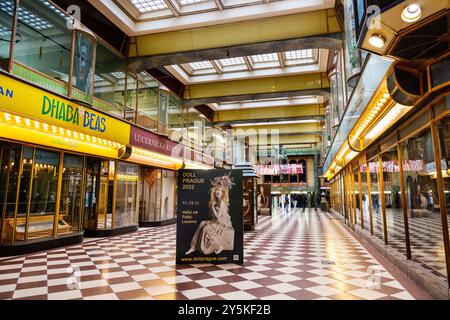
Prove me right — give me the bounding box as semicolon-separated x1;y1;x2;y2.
249;53;279;68
111;72;126;79
219;57;246;67
130;0;168;13
285;49;313;60
178;0;209;5
189;61;214;70
0;1;54;30
250;53;278;63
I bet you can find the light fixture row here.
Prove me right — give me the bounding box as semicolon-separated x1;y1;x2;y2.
1;112;124;150
369;3;422;49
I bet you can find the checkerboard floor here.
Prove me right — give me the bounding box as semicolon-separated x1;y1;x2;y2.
0;209;430;300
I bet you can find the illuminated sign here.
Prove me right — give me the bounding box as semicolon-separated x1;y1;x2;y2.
130;126;182;157
0;74;130;145
256;164;304;175
360;160;424;173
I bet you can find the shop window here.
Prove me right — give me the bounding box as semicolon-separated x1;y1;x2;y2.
161;170;175;221
140;168;161;222
0;0;14;70
13;0;71;94
359;163;370;232
381;146;407;257
27;149;60;241
401;127;447;281
0;142;21;243
115;163;139;227
435;112;450;281
368;157;384;241
354;168;360;226
60;154;84;233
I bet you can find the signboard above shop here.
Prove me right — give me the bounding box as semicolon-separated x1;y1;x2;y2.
0;74;130;145
130;126;183;158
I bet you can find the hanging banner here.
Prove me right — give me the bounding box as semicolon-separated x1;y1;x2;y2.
256;184;272;216
176;169;243;265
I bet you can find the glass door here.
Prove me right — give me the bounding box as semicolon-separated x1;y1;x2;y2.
84;158;99;230
84;158;113;230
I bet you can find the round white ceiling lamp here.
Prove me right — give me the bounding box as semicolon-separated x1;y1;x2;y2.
401;3;422;22
368;34;386;48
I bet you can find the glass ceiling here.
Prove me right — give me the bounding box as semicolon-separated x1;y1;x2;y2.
178;49;317;76
125;0;286;17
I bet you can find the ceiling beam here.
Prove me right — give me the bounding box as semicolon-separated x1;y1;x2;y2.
214;0;224;10
215;116;324;127
185;88;330;107
128;34;341;71
164;0;181;16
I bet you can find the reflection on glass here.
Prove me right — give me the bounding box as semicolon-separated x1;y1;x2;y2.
401;127;447;281
359;164;370;232
354;168;360;226
140;168;161;222
381;147;407;256
369;158;384;241
14;0;71;93
435;113;450;280
161;170;175;221
60;154;84;233
136;77;158;131
115;163;138;227
27;149;60;240
125;75;137;123
0;142;21;243
93;41;127;117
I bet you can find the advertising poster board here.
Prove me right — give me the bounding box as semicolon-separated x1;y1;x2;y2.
257;184;272;216
176;169;243;264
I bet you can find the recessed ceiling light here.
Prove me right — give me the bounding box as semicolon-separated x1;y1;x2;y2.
401;4;422;23
368;34;386;48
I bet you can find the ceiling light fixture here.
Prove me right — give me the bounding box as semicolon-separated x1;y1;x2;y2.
368;34;386;48
401;4;422;23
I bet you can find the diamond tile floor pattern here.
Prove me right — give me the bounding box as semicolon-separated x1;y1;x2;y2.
0;209;430;300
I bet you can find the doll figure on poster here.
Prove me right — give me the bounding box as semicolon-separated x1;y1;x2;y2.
185;175;235;255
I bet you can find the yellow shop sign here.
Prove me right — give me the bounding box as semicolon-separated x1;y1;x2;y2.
0;74;130;145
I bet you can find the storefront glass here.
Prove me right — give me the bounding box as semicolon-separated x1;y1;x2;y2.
140;168;161;222
60;154;84;233
26;149;60;240
401;127;447;280
381;147;407;256
0;142;21;243
359;163;370;232
115;162;139;227
436;113;450;280
368;157;384;241
161;170;175;221
354;168;360;226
